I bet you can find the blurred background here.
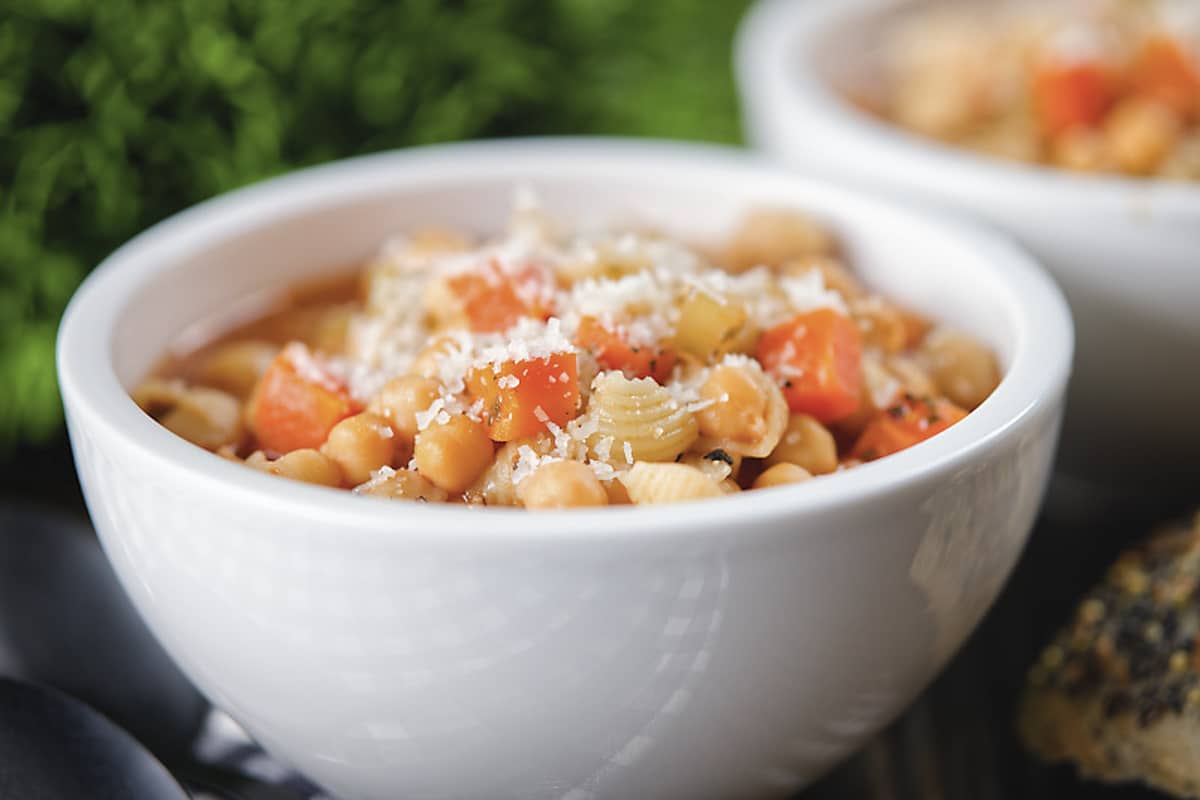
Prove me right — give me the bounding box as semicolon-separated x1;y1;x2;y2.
0;0;751;509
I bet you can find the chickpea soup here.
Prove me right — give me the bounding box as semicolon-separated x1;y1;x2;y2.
864;0;1200;180
134;198;1000;508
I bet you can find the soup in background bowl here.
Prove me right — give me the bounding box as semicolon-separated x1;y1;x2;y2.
866;0;1200;180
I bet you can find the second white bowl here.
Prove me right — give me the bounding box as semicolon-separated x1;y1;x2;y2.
737;0;1200;501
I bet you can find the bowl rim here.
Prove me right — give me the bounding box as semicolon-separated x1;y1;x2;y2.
56;137;1072;542
736;0;1200;216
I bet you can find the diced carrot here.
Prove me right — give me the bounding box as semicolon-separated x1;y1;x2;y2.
757;309;862;423
850;393;967;462
253;344;359;454
447;259;554;334
467;353;579;441
1032;59;1118;135
1130;35;1200;118
575;316;678;384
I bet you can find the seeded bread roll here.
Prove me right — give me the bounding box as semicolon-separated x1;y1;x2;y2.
1019;513;1200;797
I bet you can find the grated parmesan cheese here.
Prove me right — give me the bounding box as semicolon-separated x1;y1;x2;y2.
589;461;618;481
414;397;447;432
511;444;562;486
778;268;848;315
281;343;343;393
302;188;961;509
353;465;396;494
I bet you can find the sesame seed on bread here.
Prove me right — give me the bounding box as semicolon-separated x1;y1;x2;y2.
1019;513;1200;797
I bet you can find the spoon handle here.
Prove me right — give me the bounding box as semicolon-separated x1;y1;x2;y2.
174;760;311;800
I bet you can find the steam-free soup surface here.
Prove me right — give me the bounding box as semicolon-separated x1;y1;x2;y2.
136;203;1000;508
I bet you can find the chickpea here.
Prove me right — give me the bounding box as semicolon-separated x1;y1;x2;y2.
321;412;396;486
894;68;977;139
697;365;769;444
517;461;609;509
781;255;863;300
413;415;494;494
403;227;472;258
921;329;1000;410
410;335;459;379
722;209;834;272
1104;99;1180;176
357;469;448;502
852;297;908;353
753;463;813;490
368;376;441;441
192;340;278;399
765;414;838;475
306;305;354;353
1051;128;1109;173
422;277;468;331
248;448;343;487
886;356;938;399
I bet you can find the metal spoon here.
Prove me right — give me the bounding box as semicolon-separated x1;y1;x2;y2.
0;676;188;799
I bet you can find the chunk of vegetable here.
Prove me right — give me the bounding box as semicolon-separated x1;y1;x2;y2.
447;259;554;333
756;309;863;423
467;353;579;441
1129;35;1200;119
1033;59;1117;135
253;344;359;454
850;394;967;462
576;316;677;383
673;289;749;361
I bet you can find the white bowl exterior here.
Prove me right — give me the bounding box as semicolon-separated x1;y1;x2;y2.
737;0;1200;491
58;141;1069;799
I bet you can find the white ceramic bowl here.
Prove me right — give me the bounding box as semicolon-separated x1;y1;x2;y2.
57;139;1070;800
737;0;1199;500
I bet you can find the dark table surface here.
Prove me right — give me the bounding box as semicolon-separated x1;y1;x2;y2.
2;437;1186;800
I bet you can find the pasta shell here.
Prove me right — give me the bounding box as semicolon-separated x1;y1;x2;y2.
191;340;278;399
586;372;699;464
619;462;724;505
133;379;243;450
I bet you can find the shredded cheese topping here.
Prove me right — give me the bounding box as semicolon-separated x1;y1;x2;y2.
340;190;858;491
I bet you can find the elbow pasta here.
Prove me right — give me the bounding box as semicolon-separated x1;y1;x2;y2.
134;199;1001;507
864;0;1200;181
